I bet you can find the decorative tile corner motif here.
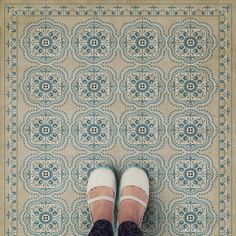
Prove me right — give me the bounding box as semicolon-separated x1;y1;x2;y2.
71;65;117;107
168;153;215;194
142;200;166;236
71;200;92;236
22;65;68;107
71;19;117;63
120;110;165;151
168;65;215;107
168;197;215;235
71;109;117;151
168;19;216;63
22;153;69;195
120;19;165;63
21;19;69;63
168;109;214;151
120;154;165;192
120;65;165;107
22;109;69;151
22;197;69;236
71;153;115;192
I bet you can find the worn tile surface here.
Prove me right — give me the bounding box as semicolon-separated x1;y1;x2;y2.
1;2;233;236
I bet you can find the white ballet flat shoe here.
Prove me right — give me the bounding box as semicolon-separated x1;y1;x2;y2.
87;167;117;224
119;167;149;227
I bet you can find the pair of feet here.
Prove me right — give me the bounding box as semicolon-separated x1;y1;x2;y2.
88;185;149;226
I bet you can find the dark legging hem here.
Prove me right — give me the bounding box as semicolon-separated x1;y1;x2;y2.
88;219;114;236
118;221;143;236
88;219;142;236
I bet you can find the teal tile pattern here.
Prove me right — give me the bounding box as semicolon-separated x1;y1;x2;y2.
3;3;232;236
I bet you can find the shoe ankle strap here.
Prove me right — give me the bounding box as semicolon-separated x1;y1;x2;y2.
120;195;147;208
88;196;114;205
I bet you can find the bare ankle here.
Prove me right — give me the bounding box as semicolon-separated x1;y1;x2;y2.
118;201;143;225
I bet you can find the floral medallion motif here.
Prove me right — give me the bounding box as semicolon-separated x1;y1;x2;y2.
71;153;115;192
168;109;214;151
120;154;165;192
22;197;69;236
168;65;214;107
168;19;216;63
71;109;117;151
22;110;68;151
22;65;68;107
22;153;69;195
168;153;215;194
120;110;165;151
71;19;117;63
120;19;165;63
168;197;215;235
120;66;165;107
71;65;117;107
22;19;69;63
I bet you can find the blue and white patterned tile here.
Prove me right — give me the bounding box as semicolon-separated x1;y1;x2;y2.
3;4;230;236
168;109;215;151
21;153;69;195
21;109;69;151
168;65;215;107
167;19;216;64
21;65;69;107
167;153;216;195
21;197;69;236
71;19;117;63
21;19;69;64
167;197;216;235
120;19;166;63
71;65;117;107
120;65;165;107
120;109;165;151
71;109;118;151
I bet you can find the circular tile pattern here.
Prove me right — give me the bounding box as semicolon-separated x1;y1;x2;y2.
168;65;214;107
22;65;68;107
168;153;215;194
22;153;69;195
168;19;216;63
120;19;165;63
71;109;117;151
22;197;69;236
71;19;117;63
120;65;165;107
168;109;214;151
168;197;215;235
22;109;69;151
22;19;69;63
120;110;165;151
71;65;117;107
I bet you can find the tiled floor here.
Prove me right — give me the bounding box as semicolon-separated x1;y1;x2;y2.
1;2;233;236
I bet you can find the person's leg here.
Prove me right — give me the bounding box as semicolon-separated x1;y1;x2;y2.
118;186;148;226
86;168;116;236
117;168;149;236
87;186;114;236
88;219;114;236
